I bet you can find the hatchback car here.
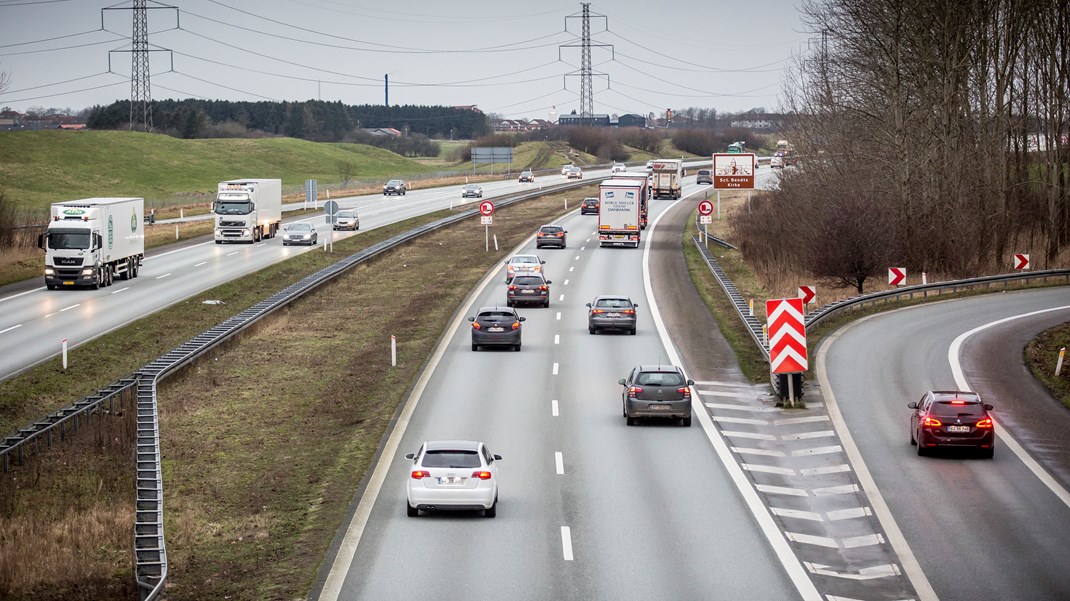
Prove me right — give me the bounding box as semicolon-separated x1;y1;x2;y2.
619;365;695;426
566;166;583;179
909;390;995;457
696;169;713;185
580;197;599;215
468;306;525;351
405;440;501;517
587;295;638;335
519;170;535;182
383;179;407;195
612;163;627;173
282;222;317;246
535;224;567;249
507;273;552;308
333;210;360;231
503;254;545;283
461;184;483;198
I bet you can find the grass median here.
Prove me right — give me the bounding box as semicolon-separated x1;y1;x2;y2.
0;187;595;600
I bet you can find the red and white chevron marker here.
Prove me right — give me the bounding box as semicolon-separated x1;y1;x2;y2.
888;267;906;286
797;285;816;305
1014;254;1030;270
766;298;807;374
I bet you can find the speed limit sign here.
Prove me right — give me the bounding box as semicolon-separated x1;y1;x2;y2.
479;201;495;216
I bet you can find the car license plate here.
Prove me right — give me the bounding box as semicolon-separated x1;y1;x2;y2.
522;290;534;294
488;327;504;332
608;312;621;317
439;476;464;486
648;404;670;410
947;425;970;433
63;281;74;286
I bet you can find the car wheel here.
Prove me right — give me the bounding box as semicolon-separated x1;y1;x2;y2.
980;446;995;459
472;343;479;351
629;328;637;335
910;428;916;446
485;497;497;518
626;416;636;426
589;326;596;335
513;344;521;352
682;415;692;427
407;502;418;517
544;300;550;308
917;443;927;456
506;299;513;307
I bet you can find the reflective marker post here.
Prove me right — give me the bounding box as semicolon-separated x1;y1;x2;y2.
1057;347;1066;377
391;335;397;367
62;337;68;370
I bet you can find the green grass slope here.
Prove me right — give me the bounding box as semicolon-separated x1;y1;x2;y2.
0;130;433;210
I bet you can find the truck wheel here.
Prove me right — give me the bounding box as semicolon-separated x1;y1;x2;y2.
46;284;56;291
254;228;262;242
120;258;131;280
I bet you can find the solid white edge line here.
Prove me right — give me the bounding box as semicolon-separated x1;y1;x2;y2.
642;196;822;601
316;246;517;601
948;305;1070;510
561;526;574;560
816;315;938;600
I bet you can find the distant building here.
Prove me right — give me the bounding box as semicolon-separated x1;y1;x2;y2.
729;113;782;130
58;123;87;130
616;114;647;128
558;113;610;127
363;127;402;137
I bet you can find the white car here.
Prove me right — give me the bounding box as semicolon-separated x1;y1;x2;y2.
612;163;627;173
282;222;317;246
561;164;574;176
405;440;501;517
503;253;545;283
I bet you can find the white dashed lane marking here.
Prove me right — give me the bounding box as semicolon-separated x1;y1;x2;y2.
552;362;559;375
555;452;564;475
551;400;559;416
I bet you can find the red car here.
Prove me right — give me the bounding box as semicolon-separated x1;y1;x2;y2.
909;390;995;458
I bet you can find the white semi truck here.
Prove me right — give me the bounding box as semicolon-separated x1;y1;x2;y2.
213;179;283;243
597;179;643;248
39;197;145;290
650;159;683;199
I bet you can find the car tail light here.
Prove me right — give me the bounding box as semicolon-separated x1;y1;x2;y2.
677;387;691;398
950;400;967;405
471;322;481;330
622;309;635;314
922;416;942;427
538;285;547;291
591;309;605;314
411;470;431;479
628;386;643;398
508;285;518;291
556;232;564;237
976;417;993;429
511;321;520;330
472;471;492;480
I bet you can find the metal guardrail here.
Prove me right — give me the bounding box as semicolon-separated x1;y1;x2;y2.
0;176;603;600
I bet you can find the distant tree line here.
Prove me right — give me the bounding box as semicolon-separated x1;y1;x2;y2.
733;0;1070;293
85;99;490;145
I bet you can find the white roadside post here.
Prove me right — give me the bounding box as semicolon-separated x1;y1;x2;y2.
62;337;68;370
1057;347;1066;377
391;335;397;367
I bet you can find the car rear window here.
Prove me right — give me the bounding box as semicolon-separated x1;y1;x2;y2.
929;401;986;418
596;298;632;308
513;276;543;285
422;450;481;468
698;170;711;175
637;372;684;386
540;227;562;233
479;311;516;320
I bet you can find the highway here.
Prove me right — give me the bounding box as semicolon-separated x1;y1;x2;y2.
319;181;804;600
0;174;594;382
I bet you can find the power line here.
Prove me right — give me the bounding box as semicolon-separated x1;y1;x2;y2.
0;28;108;49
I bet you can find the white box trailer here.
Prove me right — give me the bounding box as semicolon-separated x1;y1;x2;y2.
39;197;145;290
597;179;643;248
213;178;283;243
650;159;683;199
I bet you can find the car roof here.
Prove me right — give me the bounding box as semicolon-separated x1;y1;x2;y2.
582;197;598;202
464;183;480;187
930;391;981;401
510;254;540;261
387;179;403;183
476;305;518;314
634;364;684;373
594;294;632;302
513;273;547;281
423;440;482;452
539;224;563;228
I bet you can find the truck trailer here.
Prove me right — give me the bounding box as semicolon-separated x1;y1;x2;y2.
597;179;644;248
650;159;683;199
213;179;283;243
610;172;651;229
39;197;145;290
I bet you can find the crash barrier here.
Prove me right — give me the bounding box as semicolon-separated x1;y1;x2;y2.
691;230;1070;397
0;176;603;600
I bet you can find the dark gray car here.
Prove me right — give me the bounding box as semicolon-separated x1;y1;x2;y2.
383;179;407;195
619;365;695;426
587;295;638;334
507;274;551;308
469;306;525;351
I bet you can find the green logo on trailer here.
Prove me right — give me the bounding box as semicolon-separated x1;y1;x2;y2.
131;208;138;233
62;208;86;217
108;215;114;248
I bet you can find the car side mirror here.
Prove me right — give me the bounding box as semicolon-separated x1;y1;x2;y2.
519;316;526;322
984;403;993;410
404;453;415;460
618;379;626;386
545;280;552;284
633;303;639;308
540;260;546;264
493;454;502;461
467;317;475;322
907;402;918;409
585;303;592;308
686;379;695;386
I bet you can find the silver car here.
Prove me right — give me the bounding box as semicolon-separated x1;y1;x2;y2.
333;210;360;231
503;254;545;283
405;440;501;517
696;169;713;185
282;222;318;246
461;184;483;198
619;364;695;427
587;295;638;335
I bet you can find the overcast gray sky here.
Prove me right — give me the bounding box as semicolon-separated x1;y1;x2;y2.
0;0;808;120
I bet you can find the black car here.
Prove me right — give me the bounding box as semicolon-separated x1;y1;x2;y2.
535;224;567;249
909;390;995;457
507;273;552;308
619;365;695;427
519;170;535;182
468;306;525;351
383;179;407;196
580;198;599;215
587;295;638;335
